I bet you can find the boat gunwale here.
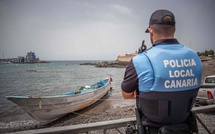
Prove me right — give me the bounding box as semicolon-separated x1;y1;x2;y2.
6;78;110;99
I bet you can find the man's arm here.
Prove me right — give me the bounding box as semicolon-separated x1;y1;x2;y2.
121;60;138;99
122;89;136;99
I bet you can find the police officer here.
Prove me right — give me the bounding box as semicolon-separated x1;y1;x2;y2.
121;9;202;126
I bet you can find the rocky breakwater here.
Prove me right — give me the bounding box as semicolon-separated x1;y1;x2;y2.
80;52;137;68
80;61;129;68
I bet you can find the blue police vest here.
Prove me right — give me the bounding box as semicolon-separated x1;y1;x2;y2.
133;44;202;92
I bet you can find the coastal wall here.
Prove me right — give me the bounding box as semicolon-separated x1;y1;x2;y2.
116;52;137;62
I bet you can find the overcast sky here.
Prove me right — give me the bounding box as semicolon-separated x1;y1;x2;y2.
0;0;215;60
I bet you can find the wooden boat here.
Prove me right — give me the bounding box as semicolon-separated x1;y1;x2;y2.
6;77;111;123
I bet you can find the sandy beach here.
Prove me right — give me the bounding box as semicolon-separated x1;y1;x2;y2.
1;58;215;134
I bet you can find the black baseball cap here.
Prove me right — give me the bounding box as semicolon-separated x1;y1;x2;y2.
145;9;175;33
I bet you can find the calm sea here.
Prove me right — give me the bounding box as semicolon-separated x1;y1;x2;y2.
0;61;125;122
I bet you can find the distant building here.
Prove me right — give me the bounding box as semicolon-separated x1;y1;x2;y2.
26;51;39;62
18;56;25;63
0;51;45;64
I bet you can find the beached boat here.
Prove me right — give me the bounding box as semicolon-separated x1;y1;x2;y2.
6;77;111;123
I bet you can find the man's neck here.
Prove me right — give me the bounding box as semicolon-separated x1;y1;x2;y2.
153;34;174;43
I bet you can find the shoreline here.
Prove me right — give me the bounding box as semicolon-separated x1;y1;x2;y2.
0;90;136;133
13;61;50;64
0;61;50;65
1;90;215;134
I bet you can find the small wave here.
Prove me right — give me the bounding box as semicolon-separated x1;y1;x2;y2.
25;70;37;72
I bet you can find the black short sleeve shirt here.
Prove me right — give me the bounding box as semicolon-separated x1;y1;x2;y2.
121;60;138;93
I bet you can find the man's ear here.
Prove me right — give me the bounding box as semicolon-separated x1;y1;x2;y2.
149;28;153;36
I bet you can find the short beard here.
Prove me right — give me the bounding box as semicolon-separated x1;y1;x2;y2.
150;35;153;44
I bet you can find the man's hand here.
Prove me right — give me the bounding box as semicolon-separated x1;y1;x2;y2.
121;89;136;99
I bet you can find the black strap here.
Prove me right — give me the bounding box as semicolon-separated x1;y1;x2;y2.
139;98;171;117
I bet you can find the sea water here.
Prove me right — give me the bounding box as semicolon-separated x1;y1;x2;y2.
0;61;125;122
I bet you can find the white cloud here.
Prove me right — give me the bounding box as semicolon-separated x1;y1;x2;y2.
110;4;133;16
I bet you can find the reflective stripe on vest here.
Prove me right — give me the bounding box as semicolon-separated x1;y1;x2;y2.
133;44;202;92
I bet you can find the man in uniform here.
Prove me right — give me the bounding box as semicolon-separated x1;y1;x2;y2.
121;9;202;132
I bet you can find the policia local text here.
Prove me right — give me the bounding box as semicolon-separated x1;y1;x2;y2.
163;59;198;88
